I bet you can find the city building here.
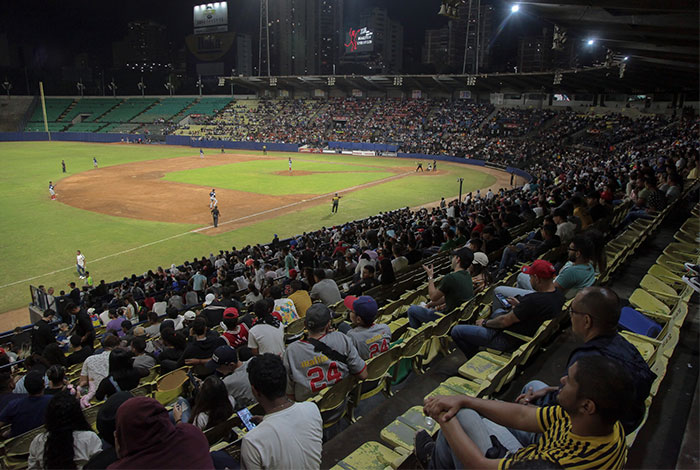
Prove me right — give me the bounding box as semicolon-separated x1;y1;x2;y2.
112;21;171;71
340;7;403;74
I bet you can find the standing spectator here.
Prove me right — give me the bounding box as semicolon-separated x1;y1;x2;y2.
189;271;208;301
28;392;102;470
241;354;323;470
68;303;95;348
31;310;56;355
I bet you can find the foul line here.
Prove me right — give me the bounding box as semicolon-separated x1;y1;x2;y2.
0;170;413;290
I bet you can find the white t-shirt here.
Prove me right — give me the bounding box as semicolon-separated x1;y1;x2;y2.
76;253;86;268
29;430;102;470
81;350;111;384
241;402;322;470
248;323;285;355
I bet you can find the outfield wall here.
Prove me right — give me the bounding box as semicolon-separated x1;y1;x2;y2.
0;131;147;143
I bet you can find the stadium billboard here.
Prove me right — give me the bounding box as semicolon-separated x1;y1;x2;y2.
194;2;229;34
344;26;374;54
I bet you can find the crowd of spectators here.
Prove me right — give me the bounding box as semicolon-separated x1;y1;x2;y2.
2;107;697;469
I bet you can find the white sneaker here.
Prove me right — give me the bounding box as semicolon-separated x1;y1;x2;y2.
682;275;700;294
684;263;700;276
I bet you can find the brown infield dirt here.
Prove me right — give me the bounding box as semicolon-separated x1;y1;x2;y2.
54;152;518;236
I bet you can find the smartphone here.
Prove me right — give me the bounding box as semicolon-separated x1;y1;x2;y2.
495;293;511;309
237;408;257;431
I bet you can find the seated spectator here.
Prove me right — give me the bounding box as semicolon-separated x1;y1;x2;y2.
451;260;564;360
28;391;101;469
283;303;367;401
309;268;342;306
201;293;227;328
207;345;256;409
174;376;235;430
248;300;285;356
220;308;250;348
45;365;77;396
12;354;49;394
66;334;93;367
407;247;475;328
377;257;396;285
84;392;133;470
131;336;156;377
245;283;264;306
515;287;654;435
79;335;120;406
0;371;23;412
175;317;225;376
288;280;312;317
339;296;391;360
42;343;67;368
553;208;576;245
143;311;163;337
415;355;631;469
157;328;187;364
105;309;125;337
469;252;491;293
345;264;380;297
95;348;141;401
241;354;323;470
109;397;214;469
0;371;52;437
623;175;667;225
270;285;298;325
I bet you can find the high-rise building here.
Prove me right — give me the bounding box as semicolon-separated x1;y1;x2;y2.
263;0;343;76
517;28;576;73
113;21;171;70
422;1;494;74
340;7;403;74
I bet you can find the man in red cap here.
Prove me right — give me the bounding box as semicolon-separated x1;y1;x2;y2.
220;307;249;348
450;260;564;359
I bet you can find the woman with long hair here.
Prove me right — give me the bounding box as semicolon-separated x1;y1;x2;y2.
95;348;141;401
28;392;101;470
174;376;234;430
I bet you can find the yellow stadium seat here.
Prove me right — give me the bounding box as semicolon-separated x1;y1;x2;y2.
331;441;408;470
312;375;357;429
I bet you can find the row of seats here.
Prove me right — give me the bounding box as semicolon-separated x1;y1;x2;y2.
331;187;697;469
98;98;158;123
60;98;121;123
27;98;74;122
132;98;195;123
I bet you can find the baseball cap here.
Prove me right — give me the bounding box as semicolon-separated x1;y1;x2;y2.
207;345;238;370
472;252;489;267
305;303;332;330
521;260;556;278
289;268;298;279
183;310;196;321
204;293;216;306
386;229;396;239
344;295;379;325
223;307;239;320
451;246;474;267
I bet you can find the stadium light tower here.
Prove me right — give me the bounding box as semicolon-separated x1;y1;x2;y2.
137;78;146;97
76;80;85;97
108;79;117;97
196;75;203;97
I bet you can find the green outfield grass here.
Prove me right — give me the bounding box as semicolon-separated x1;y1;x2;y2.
0;141;496;320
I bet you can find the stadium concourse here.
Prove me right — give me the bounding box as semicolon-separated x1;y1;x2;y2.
0;97;698;469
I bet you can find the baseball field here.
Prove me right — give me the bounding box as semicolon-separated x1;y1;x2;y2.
0;141;508;325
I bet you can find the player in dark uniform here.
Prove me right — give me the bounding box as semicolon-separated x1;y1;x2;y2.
416;161;424;172
331;193;342;213
211;206;220;228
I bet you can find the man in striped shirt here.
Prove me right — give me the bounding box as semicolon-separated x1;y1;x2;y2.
416;355;630;469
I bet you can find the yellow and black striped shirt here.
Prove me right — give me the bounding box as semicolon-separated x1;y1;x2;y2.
499;405;627;470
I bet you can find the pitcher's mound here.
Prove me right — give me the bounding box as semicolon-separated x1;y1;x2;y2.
274;170;315;176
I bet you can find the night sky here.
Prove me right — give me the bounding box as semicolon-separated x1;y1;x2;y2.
1;0;534;70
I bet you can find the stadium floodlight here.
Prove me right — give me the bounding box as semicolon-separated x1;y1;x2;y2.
108;79;117;97
511;4;520;13
586;39;595;46
623;56;629;61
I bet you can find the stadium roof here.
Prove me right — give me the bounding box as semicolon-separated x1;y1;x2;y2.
228;64;697;96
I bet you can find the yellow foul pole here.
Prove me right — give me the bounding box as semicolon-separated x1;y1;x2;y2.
39;81;51;141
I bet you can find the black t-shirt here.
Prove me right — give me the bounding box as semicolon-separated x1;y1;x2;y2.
69;288;81;305
201;303;227;328
509;289;565;336
30;319;55;355
75;311;96;346
84;446;118;470
589;203;610;222
66;346;94;367
95;371;142;401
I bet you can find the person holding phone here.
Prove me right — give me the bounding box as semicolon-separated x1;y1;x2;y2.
450;260;565;360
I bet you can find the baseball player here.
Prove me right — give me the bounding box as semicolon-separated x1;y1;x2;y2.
211;205;220;228
283;304;367;401
331;193;342;213
93;157;98;168
209;189;217;208
48;181;57;200
415;161;423;172
342;295;391;360
200;148;204;159
61;160;66;173
288;157;292;172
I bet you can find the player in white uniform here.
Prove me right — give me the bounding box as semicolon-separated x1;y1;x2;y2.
283;304;367;401
48;181;56;200
93;157;98;168
200;148;204;159
288;157;292;172
341;295;392;360
209;189;217;208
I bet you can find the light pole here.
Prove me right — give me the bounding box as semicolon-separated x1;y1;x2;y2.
2;79;11;99
137;78;146;97
164;79;174;97
231;68;235;97
457;177;464;202
196;75;203;97
108;79;117;97
76;80;85;97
